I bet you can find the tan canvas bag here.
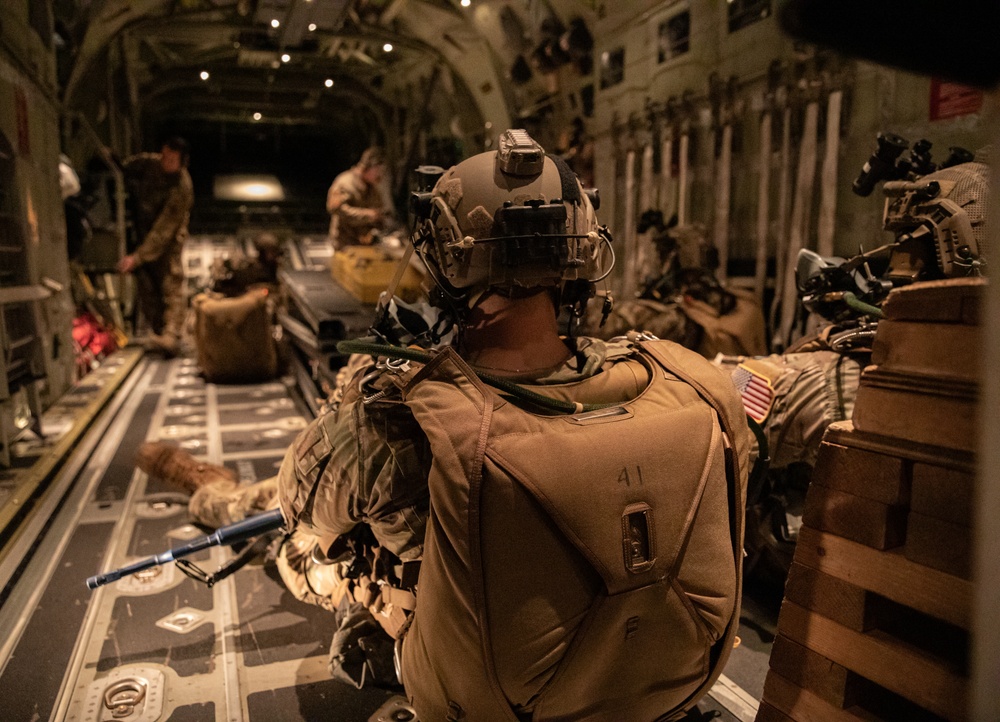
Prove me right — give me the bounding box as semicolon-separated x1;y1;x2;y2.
193;288;278;383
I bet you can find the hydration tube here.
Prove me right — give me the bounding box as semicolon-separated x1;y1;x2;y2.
842;291;885;319
337;340;613;415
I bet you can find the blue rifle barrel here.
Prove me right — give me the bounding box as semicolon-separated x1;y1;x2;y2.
85;508;285;590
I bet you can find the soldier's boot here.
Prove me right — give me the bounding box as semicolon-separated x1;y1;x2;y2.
136;441;236;495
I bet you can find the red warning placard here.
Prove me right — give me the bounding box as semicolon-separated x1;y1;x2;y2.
930;78;983;121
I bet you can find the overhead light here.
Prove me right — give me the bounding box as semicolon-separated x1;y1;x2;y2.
383;43;393;52
214;174;286;202
308;23;317;31
324;78;334;88
281;53;291;63
461;0;471;6
253;112;262;121
199;70;210;80
271;18;280;28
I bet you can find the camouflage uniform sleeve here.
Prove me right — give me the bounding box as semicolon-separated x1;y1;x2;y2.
133;173;194;264
329;174;378;229
276;365;432;561
275;400;361;541
326;179;344;214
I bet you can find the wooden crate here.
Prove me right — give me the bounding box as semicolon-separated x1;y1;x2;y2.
880;277;984;325
801;484;907;550
758;279;980;722
810;441;909;506
870;320;979;383
851;368;977;453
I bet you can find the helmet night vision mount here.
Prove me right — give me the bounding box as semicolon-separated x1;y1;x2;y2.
852;133;988;282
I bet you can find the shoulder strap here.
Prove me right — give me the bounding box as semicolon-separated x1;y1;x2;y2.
639;339;750;710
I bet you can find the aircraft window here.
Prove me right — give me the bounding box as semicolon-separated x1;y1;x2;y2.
599;47;625;90
658;10;691;62
727;0;771;33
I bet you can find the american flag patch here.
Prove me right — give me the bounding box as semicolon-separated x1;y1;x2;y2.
731;363;775;424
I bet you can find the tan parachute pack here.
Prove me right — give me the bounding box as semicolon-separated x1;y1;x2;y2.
392;339;750;722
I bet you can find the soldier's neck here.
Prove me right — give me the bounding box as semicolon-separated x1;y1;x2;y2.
460;291;570;376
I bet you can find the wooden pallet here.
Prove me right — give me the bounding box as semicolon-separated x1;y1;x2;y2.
758;279;979;722
851;368;977;453
758;430;973;721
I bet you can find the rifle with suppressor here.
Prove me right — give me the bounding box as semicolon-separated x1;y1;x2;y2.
86;508;286;589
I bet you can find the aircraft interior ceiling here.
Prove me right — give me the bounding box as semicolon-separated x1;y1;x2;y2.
57;0;571;148
1;1;1000;721
48;0;610;231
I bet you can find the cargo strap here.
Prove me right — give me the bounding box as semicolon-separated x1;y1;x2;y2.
745;415;770;511
176;531;281;588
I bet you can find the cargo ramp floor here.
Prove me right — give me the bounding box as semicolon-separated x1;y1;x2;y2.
0;351;777;722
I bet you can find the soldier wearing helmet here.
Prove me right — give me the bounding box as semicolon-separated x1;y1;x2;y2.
326;146;394;248
140;131;751;719
274;130;749;719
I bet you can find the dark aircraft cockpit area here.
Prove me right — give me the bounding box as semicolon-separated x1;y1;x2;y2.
0;1;999;721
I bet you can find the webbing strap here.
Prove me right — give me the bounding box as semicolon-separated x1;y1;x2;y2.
745;415;771;507
372;243;416;331
337;340;618;415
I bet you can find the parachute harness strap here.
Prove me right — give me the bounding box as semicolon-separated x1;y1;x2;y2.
745;414;771;507
338;340;615;415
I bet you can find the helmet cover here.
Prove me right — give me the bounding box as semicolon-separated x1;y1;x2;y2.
882;160;989;280
413;130;610;306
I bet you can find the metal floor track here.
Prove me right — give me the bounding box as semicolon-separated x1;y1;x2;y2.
0;354;776;722
0;356;397;722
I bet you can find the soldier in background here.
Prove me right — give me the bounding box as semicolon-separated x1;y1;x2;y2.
589;212;768;358
326;146;393;249
139;131;750;720
116;137;194;356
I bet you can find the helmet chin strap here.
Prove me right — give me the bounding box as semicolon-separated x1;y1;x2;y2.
373;243;417;331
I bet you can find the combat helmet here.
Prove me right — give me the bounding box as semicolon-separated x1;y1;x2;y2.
882;158;989;281
797;149;990;324
410;129;613;318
